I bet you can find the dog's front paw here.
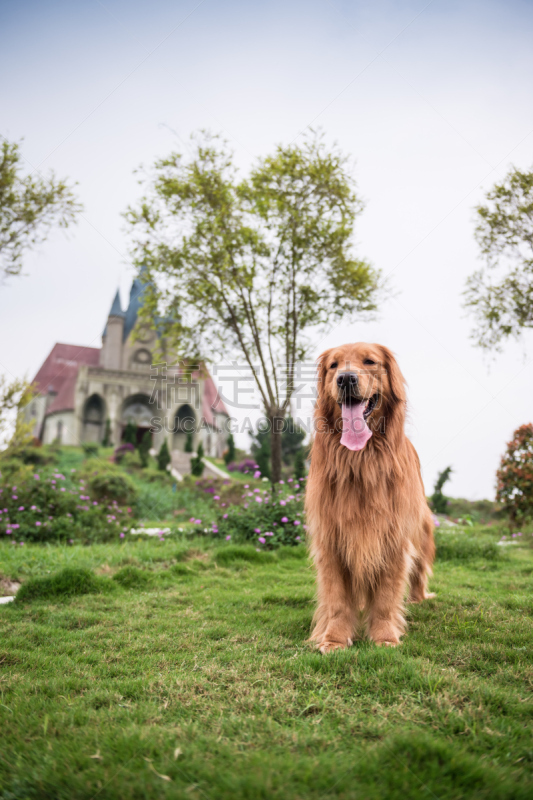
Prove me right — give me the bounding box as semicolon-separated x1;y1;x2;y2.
318;638;352;654
375;639;399;647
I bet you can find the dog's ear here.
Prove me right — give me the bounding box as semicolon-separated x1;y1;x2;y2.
316;348;333;400
378;346;406;403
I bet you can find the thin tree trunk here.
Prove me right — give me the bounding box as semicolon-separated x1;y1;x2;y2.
269;410;284;485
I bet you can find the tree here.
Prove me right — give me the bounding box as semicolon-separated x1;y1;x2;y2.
465;165;533;350
496;424;533;526
224;432;236;465
126;130;383;483
158;439;171;471
185;431;194;453
191;442;205;477
138;429;151;468
0;376;35;449
0;139;81;279
431;466;453;514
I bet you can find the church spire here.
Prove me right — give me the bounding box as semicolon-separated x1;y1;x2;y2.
109;289;125;318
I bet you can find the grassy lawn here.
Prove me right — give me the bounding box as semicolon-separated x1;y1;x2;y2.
1;529;532;799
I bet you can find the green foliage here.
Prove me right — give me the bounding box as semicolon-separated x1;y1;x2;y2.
435;532;501;562
215;489;304;549
0;139;81;278
86;468;138;506
223;432;236;465
101;418;112;447
126;130;383;482
138;429;151;468
249;416;306;478
496;423;533;525
112;565;152;589
465;164;533;349
0;374;35;447
184;430;194;453
82;442;99;457
157;439;171;471
15;567;102;603
123;421;137;446
431;466;453;514
190;442;205;477
293;447;306;481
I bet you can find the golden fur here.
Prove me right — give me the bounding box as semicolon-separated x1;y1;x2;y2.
305;343;435;652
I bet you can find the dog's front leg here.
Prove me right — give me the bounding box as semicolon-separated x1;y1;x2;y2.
310;548;356;654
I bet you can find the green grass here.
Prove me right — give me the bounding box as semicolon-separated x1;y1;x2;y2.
1;528;532;799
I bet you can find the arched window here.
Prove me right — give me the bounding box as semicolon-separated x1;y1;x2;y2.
82;394;105;443
172;404;196;451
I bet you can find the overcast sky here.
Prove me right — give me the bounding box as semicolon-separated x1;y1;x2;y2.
1;0;532;499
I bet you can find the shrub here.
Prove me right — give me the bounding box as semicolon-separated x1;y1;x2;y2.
123;422;137;446
435;533;501;562
158;439;171;472
191;443;205;477
215;489;304;549
82;443;99;457
496;424;533;525
86;469;138;506
293;448;306;481
138;429;151;468
114;443;135;464
227;458;260;475
102;418;112;447
185;431;194;453
15;568;103;603
431;466;453;514
223;433;236;465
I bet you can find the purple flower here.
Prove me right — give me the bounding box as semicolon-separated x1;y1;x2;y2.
18;506;24;511
279;480;285;484
254;528;261;533
296;536;301;541
34;474;40;480
281;516;288;523
254;471;261;479
35;521;42;527
223;513;228;519
12;496;17;500
293;520;301;526
120;533;125;538
195;519;202;524
214;495;220;500
6;529;12;535
258;537;266;544
279;500;286;506
31;505;37;511
60;488;66;492
255;496;263;503
19;542;24;546
225;535;231;540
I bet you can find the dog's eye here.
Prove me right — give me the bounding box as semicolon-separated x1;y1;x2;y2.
363;359;376;366
330;362;338;370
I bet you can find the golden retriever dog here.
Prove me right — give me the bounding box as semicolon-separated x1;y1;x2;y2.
305;343;435;653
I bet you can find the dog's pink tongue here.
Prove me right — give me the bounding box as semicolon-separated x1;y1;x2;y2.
340;403;372;451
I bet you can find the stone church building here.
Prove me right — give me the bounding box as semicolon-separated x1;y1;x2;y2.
26;277;230;459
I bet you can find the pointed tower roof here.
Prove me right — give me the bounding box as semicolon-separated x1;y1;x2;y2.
123;277;144;341
102;289;126;337
109;289;125;318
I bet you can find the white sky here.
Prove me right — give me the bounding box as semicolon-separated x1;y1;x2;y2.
1;0;532;499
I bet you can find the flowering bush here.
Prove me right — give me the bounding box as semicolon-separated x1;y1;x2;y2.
496;423;533;525
113;443;136;464
0;469;134;543
213;481;306;548
227;459;260;475
81;459;138;506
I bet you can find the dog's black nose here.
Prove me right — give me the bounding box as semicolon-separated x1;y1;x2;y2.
336;372;358;389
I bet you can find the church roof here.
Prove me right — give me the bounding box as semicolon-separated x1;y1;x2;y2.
32;343;100;415
109;289;125;318
123;277;144;341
